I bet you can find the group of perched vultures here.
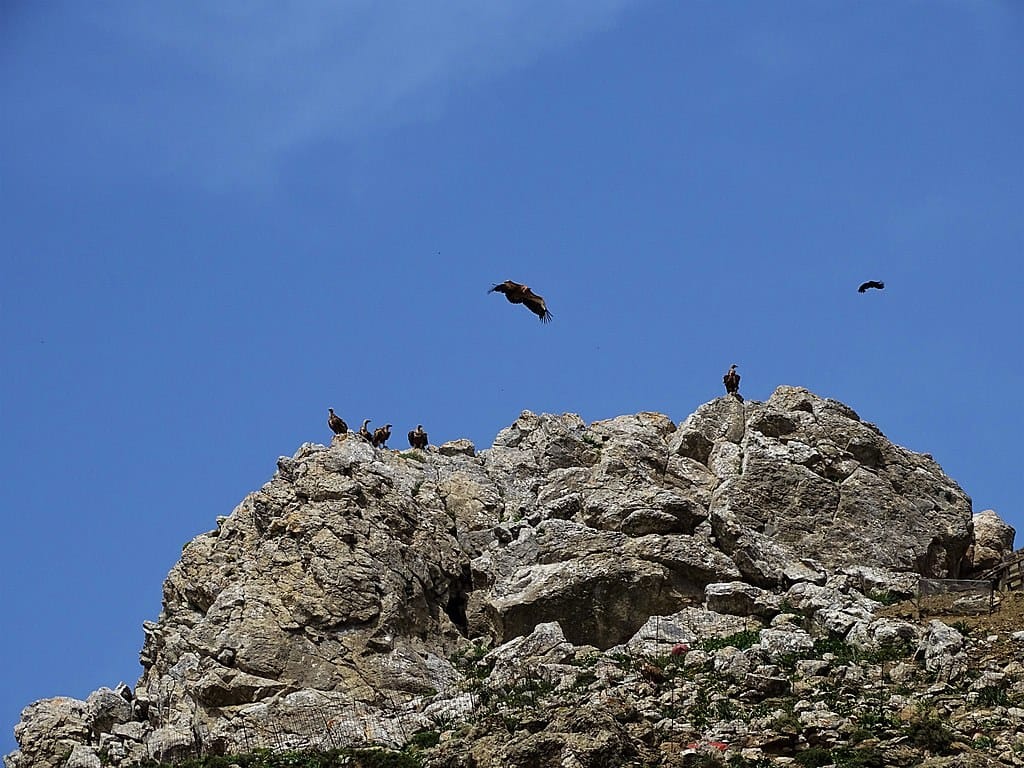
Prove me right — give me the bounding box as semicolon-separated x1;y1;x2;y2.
325;277;883;445
327;409;429;450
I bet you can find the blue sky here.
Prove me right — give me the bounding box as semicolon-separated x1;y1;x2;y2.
2;1;1022;754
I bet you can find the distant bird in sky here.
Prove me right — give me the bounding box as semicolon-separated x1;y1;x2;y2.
327;408;348;435
489;280;553;323
408;424;428;449
723;364;741;397
857;280;885;293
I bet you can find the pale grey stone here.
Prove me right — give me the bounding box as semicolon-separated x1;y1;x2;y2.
705;581;782;618
63;745;100;768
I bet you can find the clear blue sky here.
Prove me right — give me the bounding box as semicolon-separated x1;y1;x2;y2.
2;1;1022;754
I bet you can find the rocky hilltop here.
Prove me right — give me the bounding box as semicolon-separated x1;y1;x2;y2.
7;386;1021;768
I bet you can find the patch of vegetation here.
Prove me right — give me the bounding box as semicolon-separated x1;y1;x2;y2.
699;629;761;653
803;634;913;666
866;590;902;606
572;670;598;689
794;747;832;767
976;685;1010;707
769;708;801;734
608;651;636;670
973;735;995;750
407;730;440;750
499;676;555;710
792;745;886;768
713;697;737;720
450;642;493;681
726;755;775;768
831;745;887;767
905;713;954;753
950;620;972;637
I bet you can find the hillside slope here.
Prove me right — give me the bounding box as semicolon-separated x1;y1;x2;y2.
6;386;1020;768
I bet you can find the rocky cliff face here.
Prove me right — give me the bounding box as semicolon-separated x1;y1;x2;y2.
7;387;1018;768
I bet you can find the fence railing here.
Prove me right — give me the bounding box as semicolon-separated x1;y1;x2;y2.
916;578;993;617
984;549;1024;592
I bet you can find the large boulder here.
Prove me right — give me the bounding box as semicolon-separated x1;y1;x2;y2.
696;387;973;582
963;509;1016;575
7;697;91;768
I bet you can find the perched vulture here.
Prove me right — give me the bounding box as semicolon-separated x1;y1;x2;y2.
327;408;348;435
489;280;553;323
408;424;429;449
371;424;392;448
358;419;372;441
723;365;741;396
857;280;885;293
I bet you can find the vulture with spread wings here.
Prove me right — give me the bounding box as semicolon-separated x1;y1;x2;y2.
857;280;885;293
489;280;553;323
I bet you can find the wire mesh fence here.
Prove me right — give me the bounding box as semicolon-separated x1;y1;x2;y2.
916;578;994;617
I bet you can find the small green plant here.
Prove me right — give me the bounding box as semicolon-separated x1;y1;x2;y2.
794;746;832;767
977;685;1010;707
972;734;995;749
832;745;886;767
713;697;737;720
407;730;440;750
689;687;713;729
866;589;901;606
770;709;801;734
572;670;598;689
699;629;760;653
950;620;972;637
727;755;775;768
905;714;954;753
450;642;492;680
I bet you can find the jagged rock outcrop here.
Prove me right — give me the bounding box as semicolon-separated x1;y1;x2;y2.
6;387;1016;768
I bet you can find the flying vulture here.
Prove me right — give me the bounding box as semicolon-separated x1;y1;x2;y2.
371;424;392;448
327;408;348;435
358;419;372;441
408;424;429;449
489;280;553;323
723;365;741;396
857;280;885;293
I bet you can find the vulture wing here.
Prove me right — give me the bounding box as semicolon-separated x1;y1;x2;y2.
488;280;520;298
522;292;553;322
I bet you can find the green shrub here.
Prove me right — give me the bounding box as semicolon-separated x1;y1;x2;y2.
794;747;832;767
906;715;954;753
407;730;440;750
833;745;887;767
700;630;760;653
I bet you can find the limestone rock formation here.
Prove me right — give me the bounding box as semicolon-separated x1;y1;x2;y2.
964;509;1017;575
5;387;1016;768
